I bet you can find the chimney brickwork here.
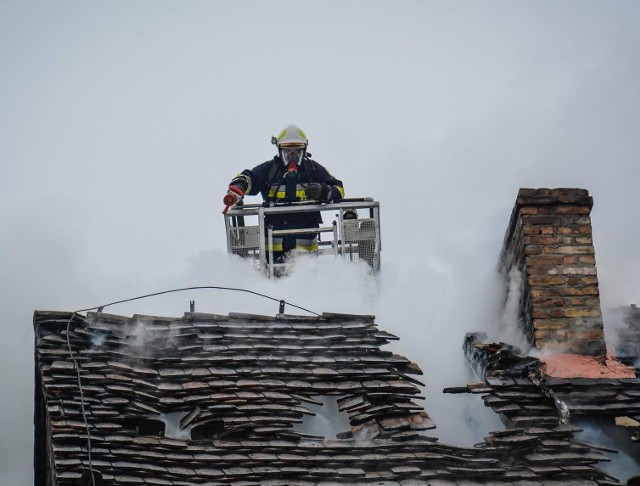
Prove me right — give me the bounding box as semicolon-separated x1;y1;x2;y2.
500;188;606;355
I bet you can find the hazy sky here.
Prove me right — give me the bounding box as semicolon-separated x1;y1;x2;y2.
2;1;640;483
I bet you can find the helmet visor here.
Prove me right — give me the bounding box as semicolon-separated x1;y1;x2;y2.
281;147;304;166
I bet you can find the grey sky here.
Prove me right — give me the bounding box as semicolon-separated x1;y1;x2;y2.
2;1;640;483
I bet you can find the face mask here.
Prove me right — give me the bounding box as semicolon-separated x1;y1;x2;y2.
281;147;304;166
281;147;304;177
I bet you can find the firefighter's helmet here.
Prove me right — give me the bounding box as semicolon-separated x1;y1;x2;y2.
273;124;308;148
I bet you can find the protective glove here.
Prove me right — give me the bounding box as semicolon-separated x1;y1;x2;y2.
222;185;245;214
305;183;330;202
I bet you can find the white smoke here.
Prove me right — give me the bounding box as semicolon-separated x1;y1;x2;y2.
296;397;352;439
574;419;640;482
499;267;530;352
602;305;630;352
119;248;508;447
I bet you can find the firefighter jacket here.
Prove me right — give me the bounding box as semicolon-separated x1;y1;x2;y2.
229;156;344;227
229;156;344;255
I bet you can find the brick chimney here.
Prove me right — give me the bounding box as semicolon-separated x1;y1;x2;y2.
499;188;606;356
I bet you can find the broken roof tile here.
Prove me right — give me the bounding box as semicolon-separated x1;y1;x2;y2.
33;310;626;485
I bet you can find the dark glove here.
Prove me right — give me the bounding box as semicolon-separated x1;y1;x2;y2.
306;183;330;202
222;185;244;214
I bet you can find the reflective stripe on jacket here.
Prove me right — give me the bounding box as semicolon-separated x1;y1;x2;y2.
231;157;344;204
230;156;344;232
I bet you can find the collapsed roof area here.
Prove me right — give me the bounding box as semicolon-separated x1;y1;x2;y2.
33;188;640;485
449;334;640;472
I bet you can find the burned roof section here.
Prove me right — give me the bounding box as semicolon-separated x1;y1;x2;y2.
448;332;640;484
457;333;640;427
34;310;622;485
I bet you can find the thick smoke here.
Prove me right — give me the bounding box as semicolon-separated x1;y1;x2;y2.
174;250;510;446
499;268;530;352
574;419;640;483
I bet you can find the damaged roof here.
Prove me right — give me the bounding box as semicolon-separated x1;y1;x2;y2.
456;333;640;428
34;310;624;485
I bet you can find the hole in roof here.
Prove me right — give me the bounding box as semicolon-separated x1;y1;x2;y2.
160;411;194;440
294;396;351;439
425;389;504;447
132;411;199;439
136;418;165;437
191;420;226;440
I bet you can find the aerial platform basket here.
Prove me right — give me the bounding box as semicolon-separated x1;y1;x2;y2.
223;198;381;278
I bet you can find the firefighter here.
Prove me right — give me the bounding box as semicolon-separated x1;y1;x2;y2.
223;124;344;262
